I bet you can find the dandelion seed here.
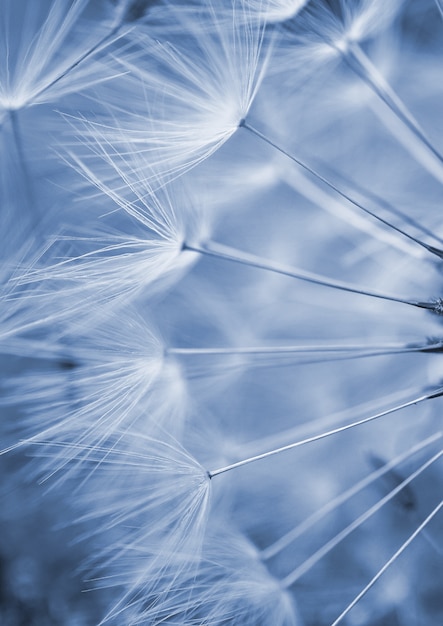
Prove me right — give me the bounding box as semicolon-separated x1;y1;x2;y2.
0;0;140;238
139;525;301;626
72;0;442;269
2;0;443;623
75;0;272;187
0;0;123;112
49;432;211;623
281;0;443;183
9;180;207;329
2;309;189;474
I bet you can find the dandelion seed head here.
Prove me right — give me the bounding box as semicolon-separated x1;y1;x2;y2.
72;433;211;621
134;523;301;625
11;174;209;321
5;310;193;473
188;527;301;626
0;0;119;110
282;0;404;71
310;0;404;48
343;0;404;45
79;0;272;186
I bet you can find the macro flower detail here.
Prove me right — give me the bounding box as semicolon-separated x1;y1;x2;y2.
1;1;443;625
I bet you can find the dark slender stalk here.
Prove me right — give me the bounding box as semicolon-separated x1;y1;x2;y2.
299;143;443;248
344;43;443;168
183;240;437;312
208;388;443;477
168;340;443;369
239;120;443;259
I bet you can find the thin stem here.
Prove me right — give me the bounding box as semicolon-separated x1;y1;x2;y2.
287;149;443;251
262;432;442;560
279;168;431;261
331;499;443;626
169;339;443;357
281;449;443;588
345;43;443;184
168;340;443;371
330;166;443;248
234;388;434;462
168;342;415;356
239;120;443;259
208;388;443;477
183;240;436;312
